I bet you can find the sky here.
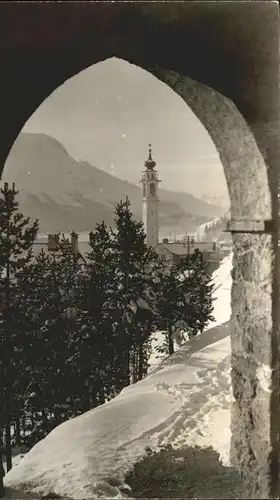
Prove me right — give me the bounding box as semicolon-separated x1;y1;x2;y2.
23;57;228;202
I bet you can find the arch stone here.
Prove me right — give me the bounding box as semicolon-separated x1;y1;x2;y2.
0;2;279;498
153;70;277;498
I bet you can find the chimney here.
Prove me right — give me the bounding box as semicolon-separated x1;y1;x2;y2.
71;231;79;256
48;233;60;252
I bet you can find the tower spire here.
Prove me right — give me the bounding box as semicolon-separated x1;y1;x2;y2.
141;144;160;248
145;143;156;170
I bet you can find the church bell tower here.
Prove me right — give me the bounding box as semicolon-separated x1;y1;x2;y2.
140;144;160;247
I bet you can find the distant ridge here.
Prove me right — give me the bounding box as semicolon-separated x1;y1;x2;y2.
2;133;224;234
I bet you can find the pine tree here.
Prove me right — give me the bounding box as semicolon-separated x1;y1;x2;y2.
0;182;38;473
155;263;185;355
83;222;122;404
11;249;55;446
28;250;68;430
18;227;121;437
17;236;88;444
54;235;88;415
112;198;159;384
84;199;160;396
183;249;215;336
155;250;215;356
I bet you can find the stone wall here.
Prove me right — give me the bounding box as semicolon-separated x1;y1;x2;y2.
231;232;275;498
153;70;279;499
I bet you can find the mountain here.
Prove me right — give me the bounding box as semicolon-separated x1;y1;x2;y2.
23;57;230;201
2;133;224;234
199;194;229;210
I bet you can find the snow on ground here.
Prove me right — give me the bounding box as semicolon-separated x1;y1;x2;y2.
207;252;232;329
148;330;166;371
3;450;27;474
148;252;232;372
4;254;233;499
194;217;221;241
148;330;189;373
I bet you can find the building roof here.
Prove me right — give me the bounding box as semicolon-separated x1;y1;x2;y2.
157;241;217;255
157;243;190;255
31;234;91;262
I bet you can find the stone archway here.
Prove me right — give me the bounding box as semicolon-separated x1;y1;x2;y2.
152;70;277;498
0;2;279;498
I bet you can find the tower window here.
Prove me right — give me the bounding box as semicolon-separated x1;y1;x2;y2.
149;183;156;196
143;184;147;198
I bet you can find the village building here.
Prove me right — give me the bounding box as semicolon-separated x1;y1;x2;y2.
32;232;89;270
156;240;222;273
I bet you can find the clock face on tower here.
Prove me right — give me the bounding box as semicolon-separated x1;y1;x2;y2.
149;183;156;196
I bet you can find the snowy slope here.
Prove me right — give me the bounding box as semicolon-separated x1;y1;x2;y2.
4;254;233;499
207;252;232;329
148;252;232;372
148;330;189;373
194;211;231;242
194;217;221;241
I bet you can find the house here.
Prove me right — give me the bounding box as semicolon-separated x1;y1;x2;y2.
32;232;91;270
156;239;222;274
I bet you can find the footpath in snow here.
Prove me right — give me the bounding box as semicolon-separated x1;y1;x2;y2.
4;254;233;499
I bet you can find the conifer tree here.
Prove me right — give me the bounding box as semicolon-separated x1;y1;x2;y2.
15;249;54;444
112;198;159;384
0;182;38;472
16;244;77;444
85;199;160;394
17;236;87;443
183;249;215;336
155;250;215;355
53;235;88;414
84;222;124;404
155;263;185;355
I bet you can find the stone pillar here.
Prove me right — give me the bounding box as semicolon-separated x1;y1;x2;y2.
154;66;280;499
230;229;279;499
